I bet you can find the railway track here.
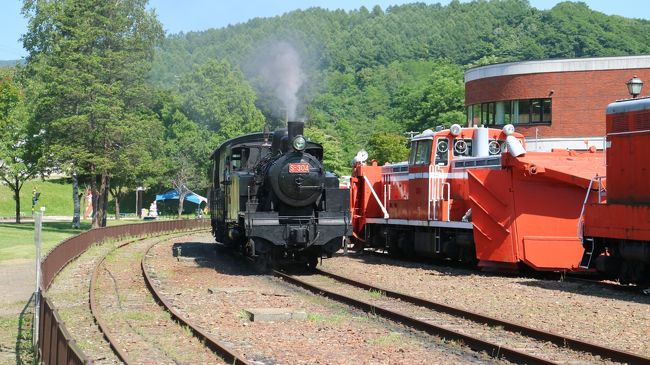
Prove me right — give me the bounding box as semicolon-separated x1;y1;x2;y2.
364;249;650;295
274;268;650;365
141;240;251;365
89;231;249;365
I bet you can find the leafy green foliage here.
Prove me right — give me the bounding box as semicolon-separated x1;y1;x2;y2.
0;67;43;223
366;133;410;165
22;0;164;227
8;0;650;215
178;59;265;142
392;61;466;131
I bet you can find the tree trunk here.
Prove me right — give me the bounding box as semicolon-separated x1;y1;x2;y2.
177;192;186;218
13;176;20;224
101;176;109;227
94;174;109;228
112;187;123;220
72;173;80;229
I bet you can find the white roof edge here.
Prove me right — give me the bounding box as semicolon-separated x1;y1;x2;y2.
465;55;650;83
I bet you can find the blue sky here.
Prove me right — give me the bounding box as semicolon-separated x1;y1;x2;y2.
1;1;649;60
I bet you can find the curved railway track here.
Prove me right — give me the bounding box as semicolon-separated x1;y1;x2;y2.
88;231;250;365
78;231;648;364
273;268;650;365
141;240;251;365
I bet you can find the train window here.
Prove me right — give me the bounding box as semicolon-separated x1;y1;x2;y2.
414;140;433;165
434;138;449;166
231;150;242;170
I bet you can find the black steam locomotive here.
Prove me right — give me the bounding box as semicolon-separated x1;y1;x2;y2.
209;121;350;271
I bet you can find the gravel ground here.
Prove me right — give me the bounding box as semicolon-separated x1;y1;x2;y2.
296;274;619;364
95;233;225;364
47;240;123;364
146;233;502;364
46;231;211;364
319;252;650;358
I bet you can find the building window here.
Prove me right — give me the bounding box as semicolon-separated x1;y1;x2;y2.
542;99;551;122
468;98;551;126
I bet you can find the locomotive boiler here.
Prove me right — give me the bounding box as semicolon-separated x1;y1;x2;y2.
210;121;350;271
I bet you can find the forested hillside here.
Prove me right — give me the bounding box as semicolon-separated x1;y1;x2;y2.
149;0;650;172
6;0;650;225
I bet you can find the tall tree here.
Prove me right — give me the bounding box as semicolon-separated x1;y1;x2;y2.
155;91;216;217
178;59;265;142
0;68;44;223
22;0;164;227
366;132;409;165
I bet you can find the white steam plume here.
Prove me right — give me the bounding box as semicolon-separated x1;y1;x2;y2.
256;41;306;121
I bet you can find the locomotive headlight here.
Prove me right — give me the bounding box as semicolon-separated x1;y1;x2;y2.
502;124;515;136
293;135;306;151
450;124;462;136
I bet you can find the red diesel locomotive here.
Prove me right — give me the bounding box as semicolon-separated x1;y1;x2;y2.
581;96;650;286
350;124;606;274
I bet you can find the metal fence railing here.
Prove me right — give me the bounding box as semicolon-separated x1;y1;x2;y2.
37;219;209;364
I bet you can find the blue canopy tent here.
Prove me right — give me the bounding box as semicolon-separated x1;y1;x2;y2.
155;189;207;205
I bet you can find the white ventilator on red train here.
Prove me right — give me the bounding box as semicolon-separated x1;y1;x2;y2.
350;123;605;272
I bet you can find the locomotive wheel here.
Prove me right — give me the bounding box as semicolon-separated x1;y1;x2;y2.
398;233;414;258
387;244;402;258
254;253;272;274
306;255;319;270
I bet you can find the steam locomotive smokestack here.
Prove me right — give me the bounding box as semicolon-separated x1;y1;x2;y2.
288;121;304;145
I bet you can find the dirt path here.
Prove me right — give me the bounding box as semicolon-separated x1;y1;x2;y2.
0;259;35;365
0;260;35;316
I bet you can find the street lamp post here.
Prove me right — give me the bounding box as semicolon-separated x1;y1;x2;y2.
626;75;644;98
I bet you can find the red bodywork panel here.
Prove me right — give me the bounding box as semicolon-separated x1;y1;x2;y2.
469;151;605;270
350;161;384;243
585;204;650;241
584;99;650;241
604;107;650;204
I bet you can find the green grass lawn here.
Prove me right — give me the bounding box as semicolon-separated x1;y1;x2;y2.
0;219;147;262
0;221;92;262
0;179;75;217
1;178;197;219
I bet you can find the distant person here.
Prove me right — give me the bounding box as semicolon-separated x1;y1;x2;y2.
149;201;158;218
31;187;40;214
84;188;93;219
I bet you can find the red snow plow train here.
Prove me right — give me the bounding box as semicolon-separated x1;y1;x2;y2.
350;96;650;286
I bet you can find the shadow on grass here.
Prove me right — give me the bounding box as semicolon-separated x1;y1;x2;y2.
16;292;36;365
0;222;92;235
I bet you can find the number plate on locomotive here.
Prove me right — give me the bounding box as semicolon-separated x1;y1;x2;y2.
289;163;310;173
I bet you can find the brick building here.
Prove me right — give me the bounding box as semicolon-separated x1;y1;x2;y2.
464;55;650;150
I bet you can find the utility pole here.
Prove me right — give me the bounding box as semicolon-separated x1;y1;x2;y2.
33;207;44;349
